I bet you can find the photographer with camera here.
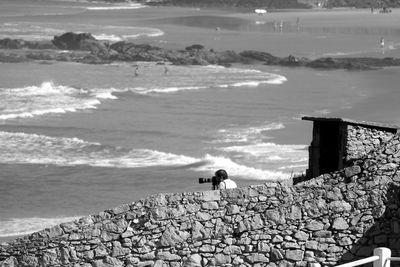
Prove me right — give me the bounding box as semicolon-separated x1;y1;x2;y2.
199;169;237;190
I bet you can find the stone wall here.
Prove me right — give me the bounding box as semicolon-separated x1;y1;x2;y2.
346;125;396;162
1;134;400;267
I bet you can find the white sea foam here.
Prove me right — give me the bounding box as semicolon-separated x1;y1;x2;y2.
0;131;301;180
0;217;80;238
279;164;308;170
86;3;146;10
209;122;308;174
117;64;287;96
0;131;197;168
212;122;285;143
314;109;331;115
192;154;290;180
131;86;207;95
231;81;263;87
0;82;115;120
219;143;308;163
93;34;123;42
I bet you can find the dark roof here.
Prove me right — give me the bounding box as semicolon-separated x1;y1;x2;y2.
302;116;400;133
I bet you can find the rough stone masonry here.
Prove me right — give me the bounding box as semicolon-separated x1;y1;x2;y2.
1;124;400;267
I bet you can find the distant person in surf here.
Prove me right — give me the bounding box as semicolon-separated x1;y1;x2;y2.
213;169;237;190
133;65;139;77
273;20;278;32
164;65;169;75
380;37;385;54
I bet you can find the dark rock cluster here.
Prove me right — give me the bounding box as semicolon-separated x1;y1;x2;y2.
1;32;400;70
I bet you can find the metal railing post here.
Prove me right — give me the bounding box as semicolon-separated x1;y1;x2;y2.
374;247;391;267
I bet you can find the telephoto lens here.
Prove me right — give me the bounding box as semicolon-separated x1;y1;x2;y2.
198;178;212;184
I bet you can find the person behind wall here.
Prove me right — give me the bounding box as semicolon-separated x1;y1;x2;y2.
212;169;237;190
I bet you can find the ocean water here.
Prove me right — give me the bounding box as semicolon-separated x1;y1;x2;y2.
1;0;400;240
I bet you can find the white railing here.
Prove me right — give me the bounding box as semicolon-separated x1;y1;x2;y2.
336;248;400;267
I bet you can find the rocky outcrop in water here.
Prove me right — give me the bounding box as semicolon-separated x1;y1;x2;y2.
0;38;55;50
1;32;400;70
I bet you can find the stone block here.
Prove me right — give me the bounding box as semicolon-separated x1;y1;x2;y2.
294;231;308;241
344;166;361;178
214;253;231;265
338;237;352;246
305;241;318;250
159;227;188;247
288;205;302;220
245;253;269;263
327;246;342;253
92;256;123;267
112;241;129;257
199;245;215;253
183;254;201;267
285;250;304;261
223;245;242;254
265;210;285;224
202;190;220;202
257;241;270;253
134;260;155;267
195;212;212;221
329;201;352;213
156;251;181;261
332;217;349;230
201;201;219;210
39;249;59;266
185;204;200;213
95;244;109;258
270;248;284;261
226;204;240;215
112;204;130;215
306;220;324;231
60;221;79;233
46;225;64;238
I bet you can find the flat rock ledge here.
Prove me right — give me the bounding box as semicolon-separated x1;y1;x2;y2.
1;32;400;70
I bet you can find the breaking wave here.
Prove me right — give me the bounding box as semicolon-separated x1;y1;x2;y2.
0;82;115;120
0;217;80;238
0;131;303;180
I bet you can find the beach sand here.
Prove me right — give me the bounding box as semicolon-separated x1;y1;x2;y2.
129;7;400;59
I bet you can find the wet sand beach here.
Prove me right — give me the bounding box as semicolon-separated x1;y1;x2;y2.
131;7;400;58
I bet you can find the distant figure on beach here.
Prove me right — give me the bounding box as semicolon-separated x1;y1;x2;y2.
134;65;139;77
296;17;300;31
380;37;385;54
273;20;278;32
164;65;169;75
279;20;283;33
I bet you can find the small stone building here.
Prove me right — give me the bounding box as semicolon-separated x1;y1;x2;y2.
302;116;399;178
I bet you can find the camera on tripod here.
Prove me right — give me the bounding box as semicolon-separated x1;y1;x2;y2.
198;176;222;186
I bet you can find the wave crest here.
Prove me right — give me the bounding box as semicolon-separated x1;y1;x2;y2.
0;217;80;238
0;82;113;120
